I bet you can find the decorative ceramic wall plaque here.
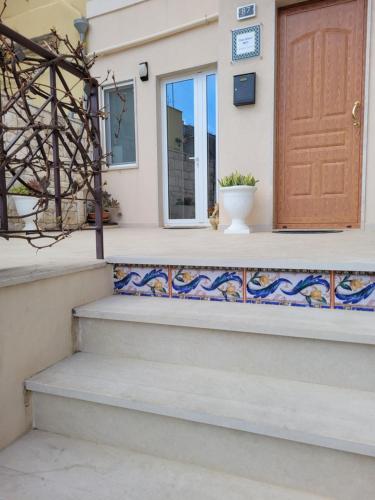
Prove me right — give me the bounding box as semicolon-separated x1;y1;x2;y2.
232;24;261;61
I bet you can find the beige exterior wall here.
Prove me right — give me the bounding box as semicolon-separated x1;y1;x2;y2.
89;0;218;226
88;0;375;230
3;0;85;38
364;1;375;230
3;0;87;100
0;265;112;450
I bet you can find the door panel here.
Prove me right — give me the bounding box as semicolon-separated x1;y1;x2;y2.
163;73;217;226
276;0;366;228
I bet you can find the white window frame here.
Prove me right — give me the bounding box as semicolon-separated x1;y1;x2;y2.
100;79;138;170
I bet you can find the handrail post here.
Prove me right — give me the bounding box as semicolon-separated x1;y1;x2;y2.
50;65;62;229
89;82;104;259
0;89;8;231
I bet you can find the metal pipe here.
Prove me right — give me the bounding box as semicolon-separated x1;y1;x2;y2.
50;65;62;229
89;83;104;259
0;90;8;231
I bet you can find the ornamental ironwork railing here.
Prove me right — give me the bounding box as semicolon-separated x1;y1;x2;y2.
0;22;104;258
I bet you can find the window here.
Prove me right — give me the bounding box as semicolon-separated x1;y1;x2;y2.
104;82;136;167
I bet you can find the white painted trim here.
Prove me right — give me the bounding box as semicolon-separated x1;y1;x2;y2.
360;0;372;229
104;164;138;171
161;71;217;227
92;14;219;57
100;79;139;171
87;0;149;19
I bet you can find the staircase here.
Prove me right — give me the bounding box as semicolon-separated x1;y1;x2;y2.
2;295;375;499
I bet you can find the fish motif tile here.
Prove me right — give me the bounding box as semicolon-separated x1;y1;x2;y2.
111;264;373;312
246;270;331;308
113;264;169;297
334;273;375;311
171;267;243;302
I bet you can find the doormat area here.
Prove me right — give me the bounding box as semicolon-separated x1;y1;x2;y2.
163;226;209;230
273;230;343;234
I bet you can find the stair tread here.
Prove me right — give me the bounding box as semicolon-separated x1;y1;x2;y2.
0;430;327;500
26;352;375;457
73;295;375;345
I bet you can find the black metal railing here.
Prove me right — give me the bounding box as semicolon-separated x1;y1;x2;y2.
0;23;104;258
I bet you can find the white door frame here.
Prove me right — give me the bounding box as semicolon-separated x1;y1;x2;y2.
161;70;216;227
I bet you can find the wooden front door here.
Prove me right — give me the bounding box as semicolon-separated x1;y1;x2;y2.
276;0;367;229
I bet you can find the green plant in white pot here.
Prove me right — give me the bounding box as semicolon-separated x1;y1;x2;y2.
219;171;258;234
9;180;41;231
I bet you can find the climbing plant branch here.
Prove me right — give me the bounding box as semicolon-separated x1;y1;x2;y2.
0;3;118;255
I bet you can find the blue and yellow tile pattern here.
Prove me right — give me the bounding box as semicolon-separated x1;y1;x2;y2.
246;270;331;308
114;264;169;298
171;267;243;302
112;264;375;312
334;272;375;311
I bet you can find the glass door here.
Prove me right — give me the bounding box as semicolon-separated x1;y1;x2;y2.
162;72;216;226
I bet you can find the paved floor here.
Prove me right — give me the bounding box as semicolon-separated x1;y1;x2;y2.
0;227;374;272
0;431;324;500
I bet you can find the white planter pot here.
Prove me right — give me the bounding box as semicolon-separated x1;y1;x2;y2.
12;195;37;231
220;185;257;234
108;207;121;224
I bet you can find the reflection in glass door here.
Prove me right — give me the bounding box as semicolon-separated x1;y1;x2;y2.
206;74;217;217
166;79;195;220
162;72;216;226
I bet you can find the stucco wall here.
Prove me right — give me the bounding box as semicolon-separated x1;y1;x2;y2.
363;1;375;230
88;0;375;231
89;0;219;226
3;0;87;101
0;264;112;450
217;0;276;230
3;0;85;43
4;105;88;231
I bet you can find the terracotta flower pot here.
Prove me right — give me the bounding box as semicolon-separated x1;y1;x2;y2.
87;210;110;223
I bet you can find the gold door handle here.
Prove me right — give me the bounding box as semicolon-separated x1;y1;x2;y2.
352;100;361;127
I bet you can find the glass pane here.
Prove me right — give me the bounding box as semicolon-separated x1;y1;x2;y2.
105;84;136;165
206;74;216;214
166;79;195;220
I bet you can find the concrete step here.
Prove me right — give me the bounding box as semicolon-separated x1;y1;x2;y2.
0;430;326;500
74;295;375;391
26;352;375;499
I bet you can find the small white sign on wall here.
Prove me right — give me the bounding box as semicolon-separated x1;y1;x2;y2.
232;25;261;61
236;31;256;55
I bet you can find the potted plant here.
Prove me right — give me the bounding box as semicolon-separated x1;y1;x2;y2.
86;189;122;224
103;191;121;223
219;171;258;234
9;180;41;231
86;199;110;224
208;203;219;230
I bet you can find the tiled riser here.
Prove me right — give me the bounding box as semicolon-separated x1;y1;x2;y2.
113;265;375;312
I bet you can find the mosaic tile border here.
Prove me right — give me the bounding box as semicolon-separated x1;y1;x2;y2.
113;264;375;312
334;272;375;312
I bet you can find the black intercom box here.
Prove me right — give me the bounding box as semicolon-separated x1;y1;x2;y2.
233;73;256;106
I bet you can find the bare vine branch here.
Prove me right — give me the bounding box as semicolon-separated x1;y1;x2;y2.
0;2;122;249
